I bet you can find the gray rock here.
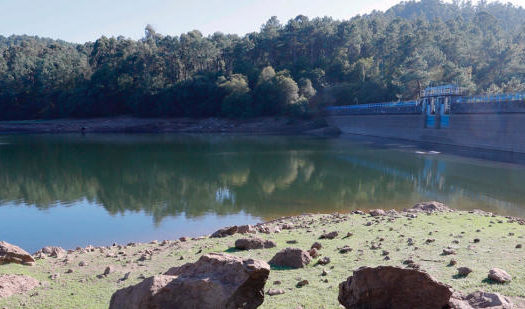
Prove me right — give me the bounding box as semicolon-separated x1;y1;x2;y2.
269;248;311;268
235;237;276;250
338;266;453;309
110;253;270;309
488;268;511;283
457;267;473;277
0;241;35;266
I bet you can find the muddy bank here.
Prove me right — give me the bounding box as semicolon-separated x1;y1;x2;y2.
1;203;525;308
0;117;329;134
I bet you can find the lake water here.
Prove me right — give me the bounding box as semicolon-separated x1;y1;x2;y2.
2;133;525;252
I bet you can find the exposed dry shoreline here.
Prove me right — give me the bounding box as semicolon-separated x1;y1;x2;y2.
2;203;525;308
0;116;331;135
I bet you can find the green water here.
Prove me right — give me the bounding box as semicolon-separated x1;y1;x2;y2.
1;134;524;252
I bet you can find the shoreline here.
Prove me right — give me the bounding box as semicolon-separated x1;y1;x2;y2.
2;202;525;308
0;116;331;135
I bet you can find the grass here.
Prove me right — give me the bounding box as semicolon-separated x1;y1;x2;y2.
1;211;525;308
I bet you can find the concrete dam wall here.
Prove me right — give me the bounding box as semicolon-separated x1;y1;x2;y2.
328;113;525;153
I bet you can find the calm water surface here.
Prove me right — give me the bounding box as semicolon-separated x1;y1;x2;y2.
2;134;525;252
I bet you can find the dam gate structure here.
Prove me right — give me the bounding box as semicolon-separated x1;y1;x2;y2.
326;85;525;153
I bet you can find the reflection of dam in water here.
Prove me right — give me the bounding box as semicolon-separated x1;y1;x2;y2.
333;144;525;215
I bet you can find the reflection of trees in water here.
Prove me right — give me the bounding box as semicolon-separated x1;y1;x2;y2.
1;135;525;221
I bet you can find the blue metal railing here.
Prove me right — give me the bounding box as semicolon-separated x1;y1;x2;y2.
455;92;525;104
326;100;420;115
326;92;525;116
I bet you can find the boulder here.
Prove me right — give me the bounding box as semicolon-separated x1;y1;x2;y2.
0;274;39;299
109;253;270;309
235;237;276;250
338;266;453;309
411;201;450;213
488;268;511;283
269;248;311;268
211;226;238;238
0;241;35;266
449;291;512;309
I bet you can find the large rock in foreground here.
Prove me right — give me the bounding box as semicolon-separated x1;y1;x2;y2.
0;241;35;266
109;253;270;309
0;274;39;299
269;248;311;268
338;266;453;309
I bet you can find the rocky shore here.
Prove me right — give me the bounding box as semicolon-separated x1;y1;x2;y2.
1;202;525;308
0;117;331;135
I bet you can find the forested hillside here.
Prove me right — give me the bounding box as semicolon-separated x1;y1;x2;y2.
0;0;524;120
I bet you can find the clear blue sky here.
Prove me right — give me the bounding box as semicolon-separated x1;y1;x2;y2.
1;0;523;43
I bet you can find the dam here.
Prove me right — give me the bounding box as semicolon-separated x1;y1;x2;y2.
326;85;525;153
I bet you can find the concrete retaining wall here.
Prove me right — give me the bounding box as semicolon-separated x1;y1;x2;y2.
328;113;525;153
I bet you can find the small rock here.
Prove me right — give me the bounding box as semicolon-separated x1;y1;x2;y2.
317;257;331;265
339;246;352;254
269;248;311;268
516;244;522;249
267;288;285;296
308;248;319;258
296;280;309;288
78;261;87;267
457;267;473;277
235;237;276;250
370;243;381;250
450;290;513;308
211;226;238;238
442;248;456;255
319;231;338;240
103;266;115;276
311;242;322;250
449;259;457;266
237;225;256;234
369;209;386;217
121;272;131;281
488;268;512;283
65;269;73;274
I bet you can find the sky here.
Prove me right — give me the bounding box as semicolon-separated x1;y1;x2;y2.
0;0;524;43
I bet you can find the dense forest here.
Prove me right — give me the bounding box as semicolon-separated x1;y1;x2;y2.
0;0;524;120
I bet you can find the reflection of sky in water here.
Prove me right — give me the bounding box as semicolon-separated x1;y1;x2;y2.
0;199;258;253
1;134;525;251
